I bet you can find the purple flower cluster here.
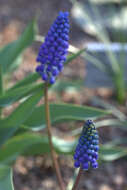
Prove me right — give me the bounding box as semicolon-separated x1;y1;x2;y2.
36;11;69;84
74;120;99;170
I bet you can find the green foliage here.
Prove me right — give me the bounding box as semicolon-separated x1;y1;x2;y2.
0;90;42;147
72;0;127;104
0;132;127;167
0;15;126;189
0;133;75;165
65;48;85;64
71;0;127;41
0;19;37;73
0;66;3;96
24;103;109;129
10;73;39;90
100;145;127;161
0;165;14;190
0;83;42;107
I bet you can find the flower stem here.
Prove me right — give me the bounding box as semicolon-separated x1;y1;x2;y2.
44;82;65;190
72;167;82;190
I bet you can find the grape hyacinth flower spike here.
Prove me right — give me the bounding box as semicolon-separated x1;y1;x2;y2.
36;11;69;84
74;120;99;170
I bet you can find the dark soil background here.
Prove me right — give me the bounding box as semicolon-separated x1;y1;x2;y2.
0;0;127;190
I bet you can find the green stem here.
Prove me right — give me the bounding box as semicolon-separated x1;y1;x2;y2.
71;167;82;190
44;82;65;190
0;65;3;117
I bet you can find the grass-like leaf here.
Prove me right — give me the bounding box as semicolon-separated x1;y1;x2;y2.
0;165;14;190
0;89;42;147
0;133;76;165
9;73;39;90
100;145;127;161
0;132;126;165
24;103;110;129
0;19;37;73
0;83;43;107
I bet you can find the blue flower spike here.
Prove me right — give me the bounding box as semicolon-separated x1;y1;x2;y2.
36;11;70;84
74;120;99;170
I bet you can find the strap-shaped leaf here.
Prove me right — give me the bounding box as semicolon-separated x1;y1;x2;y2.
0;90;42;147
0;133;75;165
70;119;127;136
100;145;127;161
24;103;110;129
0;83;43;107
0;132;126;165
0;19;37;73
0;165;14;190
65;48;85;65
9;73;39;90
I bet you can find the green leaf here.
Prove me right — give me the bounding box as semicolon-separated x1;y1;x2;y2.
0;132;126;165
83;51;108;73
70;119;127;136
9;73;39;90
65;48;85;65
100;145;127;161
7;55;23;73
72;1;127;41
0;19;37;73
0;83;43;107
24;103;109;129
0;65;3;116
0;65;3;96
92;96;126;120
50;79;83;92
14;125;31;136
0;90;42;147
0;165;14;190
104;138;127;147
0;133;75;165
96;119;127;130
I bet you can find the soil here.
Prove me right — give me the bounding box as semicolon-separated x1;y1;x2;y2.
0;0;127;190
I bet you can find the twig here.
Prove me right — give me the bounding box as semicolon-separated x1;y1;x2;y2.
44;82;65;190
72;167;82;190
